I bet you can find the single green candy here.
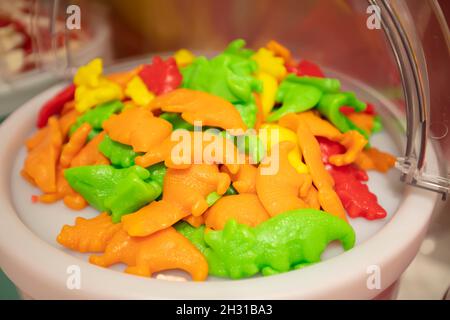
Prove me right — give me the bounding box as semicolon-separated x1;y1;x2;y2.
284;74;341;93
64;165;161;223
316;92;368;137
99;135;141;168
266;77;322;122
182;55;261;105
178;209;355;279
69;100;123;136
160;112;194;131
182;40;261;121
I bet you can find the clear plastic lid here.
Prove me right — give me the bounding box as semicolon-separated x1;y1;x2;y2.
8;0;450;198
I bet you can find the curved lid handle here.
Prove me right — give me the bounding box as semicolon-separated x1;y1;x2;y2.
374;0;449;199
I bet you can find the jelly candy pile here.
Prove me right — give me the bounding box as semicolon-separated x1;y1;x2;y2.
22;40;396;281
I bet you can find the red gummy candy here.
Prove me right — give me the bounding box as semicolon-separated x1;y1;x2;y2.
138;56;182;95
330;168;386;220
287;59;325;78
36;84;75;128
318;137;387;220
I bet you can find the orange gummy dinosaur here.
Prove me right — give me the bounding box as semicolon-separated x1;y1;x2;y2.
356;147;396;173
122;163;230;237
148;88;247;131
221;163;257;194
205;194;270;230
256;141;311;217
57;213;122;253
59;123;91;168
22;117;63;193
295;121;347;221
89;227;208;281
135;130;240;174
280;112;367;166
102;107;172;152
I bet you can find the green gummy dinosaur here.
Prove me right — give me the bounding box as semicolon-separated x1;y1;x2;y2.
64;165;161;223
267;75;323;122
69;100;123;137
98;135;141;168
181;39;262;128
284;74;341;93
316;92;368;137
176;209;356;279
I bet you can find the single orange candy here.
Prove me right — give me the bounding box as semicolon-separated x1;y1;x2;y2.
148;88;247;131
205;194;270;230
57;213;122;253
22;117;62;193
89;227;209;281
102;107;172;153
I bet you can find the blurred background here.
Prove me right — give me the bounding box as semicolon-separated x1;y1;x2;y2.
0;0;448;299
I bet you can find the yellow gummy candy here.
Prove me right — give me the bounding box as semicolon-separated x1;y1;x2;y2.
252;48;287;82
259;124;309;174
174;49;195;67
125;76;155;107
74;58;103;87
74;59;123;113
256;72;278;116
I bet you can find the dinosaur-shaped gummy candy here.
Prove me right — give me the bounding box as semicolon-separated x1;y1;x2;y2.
90;227;208;281
64;165;162;222
266;74;340;122
177;209;356;279
317;92;368;137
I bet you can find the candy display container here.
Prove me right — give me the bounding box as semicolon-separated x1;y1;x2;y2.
0;0;448;299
